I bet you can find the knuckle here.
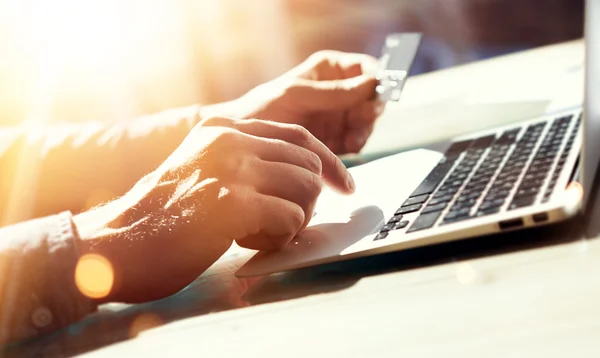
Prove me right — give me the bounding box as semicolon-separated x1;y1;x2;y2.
281;80;301;98
221;145;253;180
288;124;311;143
202;130;247;177
211;128;240;147
230;153;253;178
199;116;232;128
305;151;323;175
309;50;337;63
288;206;305;230
306;173;323;198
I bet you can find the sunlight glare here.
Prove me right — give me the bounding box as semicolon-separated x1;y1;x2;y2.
75;253;114;300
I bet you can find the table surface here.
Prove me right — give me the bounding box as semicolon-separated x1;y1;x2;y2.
10;39;600;358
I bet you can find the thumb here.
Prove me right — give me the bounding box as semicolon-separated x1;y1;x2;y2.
292;74;378;111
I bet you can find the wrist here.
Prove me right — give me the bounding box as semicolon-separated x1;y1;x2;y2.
72;173;158;304
73;175;155;241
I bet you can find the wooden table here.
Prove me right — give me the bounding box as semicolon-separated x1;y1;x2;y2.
11;40;600;358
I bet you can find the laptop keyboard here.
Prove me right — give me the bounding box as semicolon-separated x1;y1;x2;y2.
374;114;581;241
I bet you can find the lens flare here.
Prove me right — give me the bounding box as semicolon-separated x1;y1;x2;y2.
129;313;164;338
456;262;478;285
565;181;584;204
74;253;114;299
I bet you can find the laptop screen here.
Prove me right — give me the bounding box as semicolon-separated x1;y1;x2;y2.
583;0;600;209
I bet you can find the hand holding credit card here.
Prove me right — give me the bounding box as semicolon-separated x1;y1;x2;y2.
376;33;422;102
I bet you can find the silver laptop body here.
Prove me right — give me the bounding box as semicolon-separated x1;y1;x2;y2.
237;1;599;277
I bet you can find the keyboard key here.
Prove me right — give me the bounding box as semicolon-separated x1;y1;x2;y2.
461;191;483;201
463;183;488;193
494;179;517;189
448;172;469;182
496;128;521;145
395;203;422;215
435;187;461;197
428;195;454;206
518;179;545;190
471;134;496;149
443;215;474;224
469;175;491;185
402;194;429;207
523;172;546;182
444;207;471;220
374;232;388;241
411;161;455;196
453;166;473;175
445;140;473;157
393;221;409;230
407;211;442;232
514;186;540;197
542;195;551;203
444;179;465;188
479;198;505;211
422;203;448;214
509;195;537;210
381;223;395;232
487;187;511;197
453;196;478;207
388;214;404;223
476;206;501;217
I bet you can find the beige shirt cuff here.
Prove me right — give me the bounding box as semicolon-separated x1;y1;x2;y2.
0;212;96;345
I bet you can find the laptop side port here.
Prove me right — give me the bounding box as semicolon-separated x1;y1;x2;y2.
532;212;549;223
499;218;524;230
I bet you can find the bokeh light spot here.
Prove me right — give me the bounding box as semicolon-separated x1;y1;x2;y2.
565;180;584;205
75;253;114;299
129;313;164;338
456;262;478;285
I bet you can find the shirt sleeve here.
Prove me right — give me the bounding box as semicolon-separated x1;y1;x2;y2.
0;211;96;346
0;105;201;226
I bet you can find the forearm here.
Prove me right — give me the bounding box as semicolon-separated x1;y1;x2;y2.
73;170;231;304
0;170;225;345
0;104;228;225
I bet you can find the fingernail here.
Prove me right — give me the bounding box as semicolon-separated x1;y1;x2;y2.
347;173;356;192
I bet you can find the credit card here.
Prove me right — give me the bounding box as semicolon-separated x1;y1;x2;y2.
376;33;422;102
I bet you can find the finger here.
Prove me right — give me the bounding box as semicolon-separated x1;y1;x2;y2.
233;119;355;194
306;51;379;77
342;62;363;79
339;53;380;75
343;98;387;152
344;123;374;154
290;74;378;111
347;101;379;130
235;193;305;251
242;134;323;176
340;55;380;77
251;161;321;230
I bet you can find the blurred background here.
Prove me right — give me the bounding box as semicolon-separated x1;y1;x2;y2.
0;0;584;126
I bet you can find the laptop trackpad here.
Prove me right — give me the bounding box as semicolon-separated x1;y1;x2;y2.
236;148;443;277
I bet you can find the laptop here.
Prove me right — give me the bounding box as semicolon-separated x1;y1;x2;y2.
236;1;600;278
